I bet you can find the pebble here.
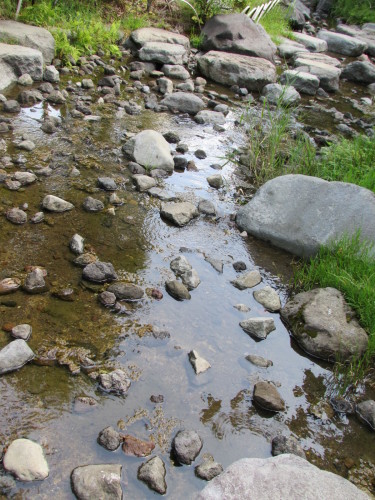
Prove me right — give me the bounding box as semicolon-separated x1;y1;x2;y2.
99;368;131;395
23;268;47;294
6;208;27;225
98;177;117;191
189;350;211;374
98;291;117;307
195;456;223;481
245;354;273;368
82;196;104;212
165;280;191;301
232;270;261;290
0;278;21;295
253;286;281;312
71;464;122;500
42;195;74;212
253;381;285;412
82;261;117;283
195;149;207;159
11;324;32;341
70;234;85;255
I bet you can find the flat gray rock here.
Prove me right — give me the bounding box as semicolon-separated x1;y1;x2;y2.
195;454;368;499
82;196;104;212
245;354;273;368
0;42;43;92
195;110;225;125
130;27;190;50
161;92;205;115
280;70;320;96
42;194;74;212
261;83;301;106
0;339;34;374
3;439;49;481
295;60;341;92
99;369;131;395
147;186;175;201
292;32;327;52
281;287;368;362
123;130;174;173
317;29;367;56
172;430;203;465
71;464;122;500
170;255;192;275
162;64;190;80
341;61;375;84
240;317;276;340
198;51;276;91
161;201;198;227
139;42;188;65
138;456;167;495
236;175;375;258
199;200;216;216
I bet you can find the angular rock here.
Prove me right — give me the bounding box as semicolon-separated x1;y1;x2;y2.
162;64;190;80
18;140;35;151
42;195;74;212
199;200;216;216
70;234;84;255
147;187;175;202
122;435;155;457
158;76;173;94
18;73;33;85
253;286;281;312
261;83;301;106
189;350;211;374
272;435;306;458
231;270;261;290
240;317;276;340
11;324;32;341
98;177;117;191
165;280;191;301
133;174;157;192
0;20;55;63
292;32;327;52
196;455;368;499
98;426;122;451
161;92;205;115
82;261;117;283
139;42;188;65
99;369;131;395
195;457;223;481
280;287;368;362
3;439;48;481
71;464;122;500
181;269;200;290
82;197;104;212
0;339;34;374
172;430;203;465
160;201;198;227
107;282;144;301
13;171;37;185
295;59;341;92
205;256;223;272
198;51;276;91
170;255;192;276
341;61;375;84
138;456;167;495
44;65;59;83
356;400;375;430
253;381;285;412
245;354;273;368
3;99;20;113
280;70;320;96
123;130;174;173
202;14;276;62
24;268;47;294
236;175;375;258
74;253;98;267
317;30;367;56
6;207;27;225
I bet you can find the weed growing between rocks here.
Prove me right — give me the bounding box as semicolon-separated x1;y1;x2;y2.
294;233;375;386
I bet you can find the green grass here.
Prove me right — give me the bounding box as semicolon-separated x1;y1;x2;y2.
294;233;375;387
258;5;293;45
333;0;375;24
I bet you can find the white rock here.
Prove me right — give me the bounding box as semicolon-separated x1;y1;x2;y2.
189;350;211;374
4;439;49;481
253;286;281;312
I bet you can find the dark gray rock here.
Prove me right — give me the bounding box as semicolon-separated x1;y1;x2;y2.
280;70;319;96
98;426;122;451
138;456;167;495
236;175;375;258
281;287;368;362
341;61;375;84
107;282;144;300
82;196;104;212
3;100;20;113
174;155;188;170
82;261;117;283
195;457;223;481
98;291;117;307
356;400;375;430
172;430;203;465
317;30;367;56
18;89;43;104
98;177;117;191
207;174;223;189
0;339;34;375
253;381;285;412
165;280;191;301
202;14;276;62
272;435;306;458
71;464;122;500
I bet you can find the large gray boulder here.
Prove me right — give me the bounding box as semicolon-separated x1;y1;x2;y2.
0;339;35;375
71;464;122;500
341;61;375;84
0;43;43;92
0;21;55;63
198;51;276;91
123;130;174;173
317;29;367;56
337;24;375;57
195;454;368;499
201;14;276;62
281;287;368;362
236;175;375;258
161;92;205;115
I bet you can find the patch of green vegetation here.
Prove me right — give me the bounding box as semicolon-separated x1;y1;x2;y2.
258;4;293;44
333;0;375;25
294;233;375;386
190;29;204;49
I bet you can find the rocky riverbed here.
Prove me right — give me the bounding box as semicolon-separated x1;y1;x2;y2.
0;15;375;499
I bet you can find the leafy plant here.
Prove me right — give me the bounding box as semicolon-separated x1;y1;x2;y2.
333;0;375;24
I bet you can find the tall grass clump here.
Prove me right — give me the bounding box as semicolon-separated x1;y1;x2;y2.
294;233;375;385
241;0;293;44
333;0;375;24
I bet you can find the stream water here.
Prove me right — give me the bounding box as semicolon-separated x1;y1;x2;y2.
1;63;375;498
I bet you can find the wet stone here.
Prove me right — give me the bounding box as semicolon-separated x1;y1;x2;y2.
82;196;104;212
98;426;122;451
253;286;281;312
0;340;34;375
189;350;211;374
174;155;188;170
232;270;261;290
3;439;49;481
99;369;131;395
181;269;200;290
98;291;117;307
160;202;199;227
207;174;223;189
71;464;122;500
133;174;157;192
195;457;223;481
198;200;216;216
245;354;273;368
6;208;27;225
0;278;21;295
240;317;276;340
170;255;192;276
122;435;155;457
356;400;375;430
74;253;98;267
18;140;35;151
204;256;223;273
172;430;203;465
107;282;144;301
11;324;32;341
98;177;117;191
163;131;180;143
253;381;285;412
151;288;163;300
70;234;85;255
234;304;250;312
147;187;175;202
73;396;98;413
4;180;21;191
3;100;20;113
165;280;191;301
150;394;164;403
82;261;117;283
138;456;167;495
0;474;16;494
271;435;306;458
24;268;47;294
195;149;207;159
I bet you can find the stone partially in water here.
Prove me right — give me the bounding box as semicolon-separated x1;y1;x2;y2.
253;286;281;312
82;196;104;212
74;253;98;267
123;130;174;173
99;369;131;395
138;456;167;495
107;282;144;300
170;255;192;276
253;381;285;412
232;270;261;290
0;278;21;295
0;339;34;374
23;268;47;294
11;324;32;341
122;435;155;457
272;435;306;458
97;177;117;191
181;269;200;290
245;354;273;368
172;430;203;465
6;208;27;225
188;350;211;374
165;280;191;301
133;174;157;192
199;200;216;216
98;426;122;451
3;439;49;481
70;234;85;255
160;202;198;227
42;195;74;212
98;291;117;307
207;174;223;189
82;261;117;283
71;464;122;500
240;317;276;340
356;400;375;430
195;456;223;481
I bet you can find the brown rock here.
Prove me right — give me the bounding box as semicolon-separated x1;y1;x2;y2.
122;435;155;457
253;381;285;412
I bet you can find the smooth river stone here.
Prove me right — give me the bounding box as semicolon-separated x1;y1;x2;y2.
3;439;49;481
0;339;35;374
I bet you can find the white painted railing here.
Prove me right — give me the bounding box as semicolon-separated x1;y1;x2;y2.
242;0;281;22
